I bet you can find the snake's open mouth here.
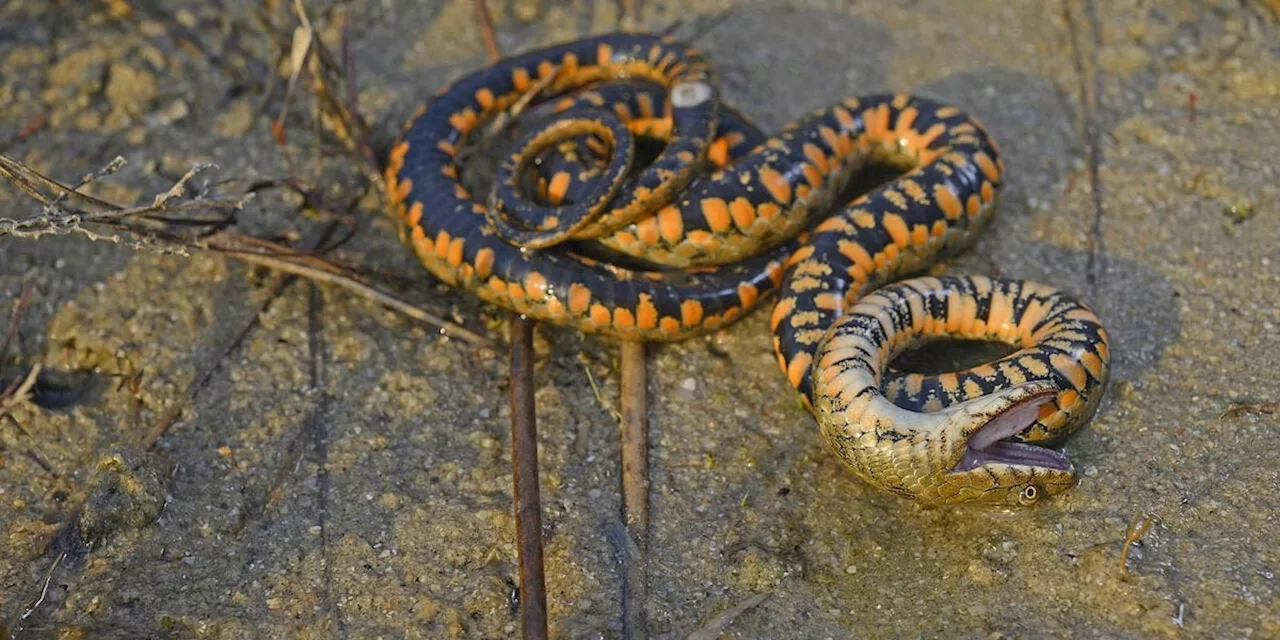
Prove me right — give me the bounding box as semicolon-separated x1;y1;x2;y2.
952;394;1073;473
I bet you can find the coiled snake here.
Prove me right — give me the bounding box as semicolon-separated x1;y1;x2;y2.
385;33;1111;507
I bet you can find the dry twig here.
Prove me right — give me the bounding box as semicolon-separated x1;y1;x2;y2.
0;155;242;246
619;341;650;639
583;364;622;422
467;17;552;639
268;0;377;178
473;0;502;64
509;314;548;640
19;552;66;625
0;365;42;423
0;155;490;347
1219;401;1278;420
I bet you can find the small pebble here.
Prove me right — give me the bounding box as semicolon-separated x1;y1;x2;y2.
844;565;858;574
681;378;697;391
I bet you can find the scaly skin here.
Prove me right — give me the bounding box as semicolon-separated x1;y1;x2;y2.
813;275;1110;506
386;33;1113;506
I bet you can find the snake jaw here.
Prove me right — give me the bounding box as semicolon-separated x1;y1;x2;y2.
936;382;1078;506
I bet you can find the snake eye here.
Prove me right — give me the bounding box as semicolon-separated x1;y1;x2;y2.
1017;485;1041;505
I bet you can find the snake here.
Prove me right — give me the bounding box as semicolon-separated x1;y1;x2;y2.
385;33;1111;507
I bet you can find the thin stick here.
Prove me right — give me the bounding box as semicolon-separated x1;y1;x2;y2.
478;14;549;639
0;364;41;422
619;342;649;531
1218;401;1278;420
0;155;489;347
19;552;65;623
618;340;649;639
509;314;548;640
0;155;244;242
224;250;491;347
473;0;502;64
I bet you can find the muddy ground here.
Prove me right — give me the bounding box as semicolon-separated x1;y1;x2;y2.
1;0;1277;638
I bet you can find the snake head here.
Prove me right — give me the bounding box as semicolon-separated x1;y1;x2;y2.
818;381;1078;507
932;381;1077;507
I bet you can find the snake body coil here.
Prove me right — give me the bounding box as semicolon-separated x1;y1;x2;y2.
386;33;1111;506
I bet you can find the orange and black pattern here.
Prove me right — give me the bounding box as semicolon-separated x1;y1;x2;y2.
386;33;791;344
811;275;1110;504
386;34;1004;374
385;33;1112;504
526;80;765;214
872;277;1110;442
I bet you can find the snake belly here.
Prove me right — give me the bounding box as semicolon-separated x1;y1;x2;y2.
386;33;1111;507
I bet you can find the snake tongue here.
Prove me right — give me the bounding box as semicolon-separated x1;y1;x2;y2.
953;393;1072;473
954;441;1073;473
